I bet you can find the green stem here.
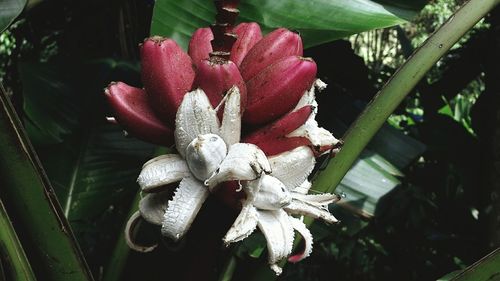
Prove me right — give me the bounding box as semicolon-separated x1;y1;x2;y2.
0;84;93;281
101;193;141;281
0;199;36;281
217;254;237;281
313;0;500;194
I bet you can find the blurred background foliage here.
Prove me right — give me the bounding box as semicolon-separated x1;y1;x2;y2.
0;0;499;280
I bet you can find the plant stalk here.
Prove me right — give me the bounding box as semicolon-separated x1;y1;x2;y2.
0;199;37;281
210;0;240;60
313;0;500;194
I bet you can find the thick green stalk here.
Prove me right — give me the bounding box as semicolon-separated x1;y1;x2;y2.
442;248;500;281
101;193;141;281
313;0;500;194
0;199;36;281
0;84;94;281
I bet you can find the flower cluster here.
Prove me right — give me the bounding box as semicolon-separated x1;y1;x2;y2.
106;22;341;275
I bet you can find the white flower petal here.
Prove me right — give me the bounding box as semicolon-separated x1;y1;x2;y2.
175;89;220;157
291;193;341;207
293;180;312;194
257;209;294;275
220;86;241;147
253;175;291;211
137;154;190;192
125;211;158;252
161;177;209;241
288;217;313;263
290;79;339;155
287;118;339;154
139;192;170;225
268;146;315;189
293;79;325;111
205;143;271;189
223;203;259;245
284;199;339;224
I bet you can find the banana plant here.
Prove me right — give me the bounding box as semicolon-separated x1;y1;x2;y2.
0;0;498;280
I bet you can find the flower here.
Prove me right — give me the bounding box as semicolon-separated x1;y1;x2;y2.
106;21;342;274
124;86;271;250
222;146;340;275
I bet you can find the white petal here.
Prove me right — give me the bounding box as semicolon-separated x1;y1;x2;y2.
137;154;190;192
205;143;271;189
268;146;315;189
223;203;259;245
125;211;158;252
253;175;292;210
293;180;312;194
257;210;294;275
139;192;170;225
220;86;241;147
287;118;339;154
293;79;324;111
175;89;220;157
284;199;339;224
288;217;313;263
291;193;341;207
161;177;209;241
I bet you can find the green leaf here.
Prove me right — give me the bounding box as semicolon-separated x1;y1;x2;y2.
19;61;155;274
0;0;26;32
438;248;500;281
0;82;93;280
0;199;36;281
150;0;428;49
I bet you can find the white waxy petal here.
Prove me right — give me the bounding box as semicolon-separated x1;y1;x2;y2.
293;180;312;194
138;192;170;225
205;143;271;189
288;217;313;263
185;134;227;181
293;79;325;111
287;118;340;154
284;199;339;224
253;175;292;210
257;209;294;275
223;204;259;245
161;177;209;241
175;89;220;157
220;86;241;147
291;193;341;207
125;211;158;252
268;146;315;189
137;154;190;192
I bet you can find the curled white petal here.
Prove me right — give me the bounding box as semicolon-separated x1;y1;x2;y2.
205;143;271;189
268;146;315;189
139;193;169;225
161;177;209;241
288;217;313;263
291;193;341;206
220;86;241;147
290;79;339;154
175;89;220;157
223;204;259;245
293;180;312;194
137;154;190;192
284;199;339;224
125;211;158;253
257;210;294;275
253;175;292;210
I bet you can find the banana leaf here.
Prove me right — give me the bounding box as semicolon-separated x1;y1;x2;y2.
18;61;157;274
0;82;93;280
0;0;25;32
150;0;428;49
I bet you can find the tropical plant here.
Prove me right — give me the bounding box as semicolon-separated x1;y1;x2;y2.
0;0;499;280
